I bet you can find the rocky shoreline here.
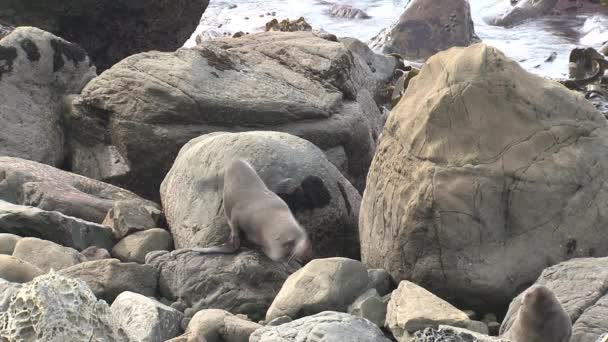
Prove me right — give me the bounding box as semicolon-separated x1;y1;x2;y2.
1;0;607;341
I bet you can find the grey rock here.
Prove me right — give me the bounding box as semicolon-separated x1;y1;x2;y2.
500;257;608;342
167;309;260;342
266;257;370;321
267;316;293;326
70;32;390;199
329;4;371;19
0;272;128;341
0;156;156;224
12;237;85;272
0;200;114;250
359;43;608;313
146;249;291;322
250;311;391;342
413;325;509;342
0;233;21;255
367;268;394;296
112;228;173;264
103;199;162;239
347;288;388;328
0;27;95;167
0;255;43;283
370;0;480;61
60;258;157;304
0;0;209;71
111;291;183;342
484;0;558;27
161;131;361;260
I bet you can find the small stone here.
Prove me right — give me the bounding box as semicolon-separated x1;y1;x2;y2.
0;233;21;255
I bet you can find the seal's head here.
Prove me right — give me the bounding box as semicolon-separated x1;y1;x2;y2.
264;217;312;263
520;284;562;322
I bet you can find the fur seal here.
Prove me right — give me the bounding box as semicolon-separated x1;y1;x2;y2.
499;284;572;342
173;159;312;263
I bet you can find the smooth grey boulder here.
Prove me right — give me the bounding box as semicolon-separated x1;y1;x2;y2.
359;43;608;312
0;27;95;167
0;254;43;283
146;249;291;322
0;200;114;250
0;272;127;341
160;131;361;259
266;257;370;321
60;258;157;304
111;291;183;342
0;156;157;224
500;257;608;342
250;311;391;342
112;228;173;264
12;237;85;272
0;0;209;71
0;233;21;255
370;0;480;61
166;309;260;342
70;31;392;199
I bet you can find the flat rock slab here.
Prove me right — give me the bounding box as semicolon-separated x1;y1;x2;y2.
0;200;114;250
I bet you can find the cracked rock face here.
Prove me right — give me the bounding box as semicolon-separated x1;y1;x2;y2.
70;32;389;200
501;257;608;342
160;131;361;259
0;272;128;341
359;43;608;313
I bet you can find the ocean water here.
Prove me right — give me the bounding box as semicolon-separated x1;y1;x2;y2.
185;0;608;78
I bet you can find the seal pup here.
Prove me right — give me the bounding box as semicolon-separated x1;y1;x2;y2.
499;284;572;342
173;159;312;263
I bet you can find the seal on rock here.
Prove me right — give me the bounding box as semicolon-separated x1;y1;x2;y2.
173;159;312;263
499;285;572;342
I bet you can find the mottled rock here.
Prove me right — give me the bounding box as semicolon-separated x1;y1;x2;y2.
0;272;127;341
250;311;391;342
0;255;43;283
60;258;157;303
167;309;260;342
413;326;509;342
112;228;173;264
370;0;479;60
0;200;114;250
111;291;183;342
0;27;95;167
0;0;209;71
0;156;155;224
359;43;608;312
0;233;20;255
161;132;361;260
103;200;162;239
500;257;608;342
0;279;20;311
12;237;84;272
146;249;291;322
266;258;369;321
70;32;388;199
386;281;480;341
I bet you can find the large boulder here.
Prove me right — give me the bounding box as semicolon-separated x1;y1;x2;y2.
0;156;157;224
484;0;558;27
12;237;85;272
111;291;184;342
160;131;361;259
0;27;95;167
250;311;391;342
60;258;157;303
69;32;393;199
359;43;608;313
266;258;370;321
0;272;128;341
500;257;608;342
0;0;209;71
370;0;479;61
146;249;292;322
0;200;114;250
